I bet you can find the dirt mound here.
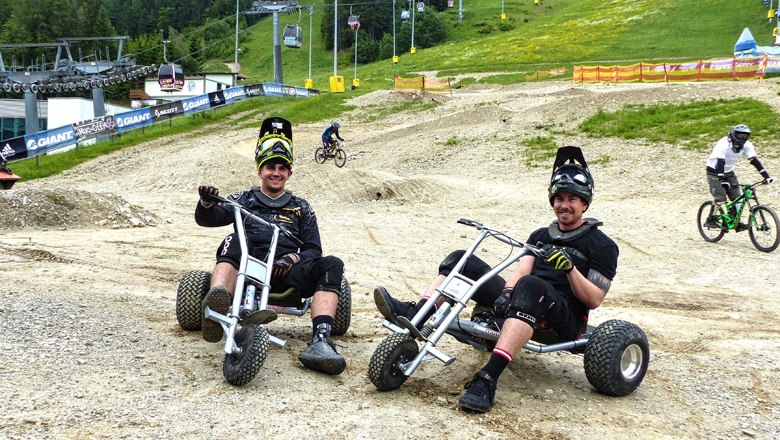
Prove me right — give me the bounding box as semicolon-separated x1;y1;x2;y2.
0;188;157;230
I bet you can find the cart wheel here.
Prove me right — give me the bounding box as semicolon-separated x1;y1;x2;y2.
334;148;347;168
584;319;649;396
175;270;211;330
368;333;418;391
314;147;327;164
223;324;269;386
332;277;352;336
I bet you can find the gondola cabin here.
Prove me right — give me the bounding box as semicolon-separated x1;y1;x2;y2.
158;63;184;92
347;15;360;30
447;0;454;6
283;24;303;48
417;1;424;12
400;10;410;22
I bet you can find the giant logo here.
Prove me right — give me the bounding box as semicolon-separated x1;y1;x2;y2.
116;112;152;127
225;89;246;100
183;97;209;111
26;131;75;151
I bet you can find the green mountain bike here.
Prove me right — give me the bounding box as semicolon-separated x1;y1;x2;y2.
697;181;780;252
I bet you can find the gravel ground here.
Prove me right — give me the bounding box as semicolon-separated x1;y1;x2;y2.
1;79;780;439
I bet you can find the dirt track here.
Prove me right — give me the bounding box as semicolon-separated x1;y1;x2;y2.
2;79;780;439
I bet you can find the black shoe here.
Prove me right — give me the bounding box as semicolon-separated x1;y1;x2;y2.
458;371;497;413
298;334;346;375
704;217;720;229
373;286;417;326
736;222;750;232
202;286;231;343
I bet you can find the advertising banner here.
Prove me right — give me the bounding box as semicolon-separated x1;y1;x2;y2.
151;100;184;120
263;82;284;97
74;115;116;142
245;84;264;96
24;125;77;156
208;90;226;108
1;136;28;161
181;95;211;114
223;86;247;104
114;108;153;133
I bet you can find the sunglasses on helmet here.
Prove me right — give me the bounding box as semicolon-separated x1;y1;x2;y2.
551;168;589;186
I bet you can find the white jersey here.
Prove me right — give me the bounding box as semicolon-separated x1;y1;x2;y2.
706;135;757;173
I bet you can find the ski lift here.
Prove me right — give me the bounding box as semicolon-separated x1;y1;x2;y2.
447;0;454;7
348;14;360;30
283;24;303;48
417;1;424;12
400;10;410;22
158;63;184;92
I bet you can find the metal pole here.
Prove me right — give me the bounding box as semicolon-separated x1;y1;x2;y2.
234;0;239;86
458;0;462;22
308;6;313;80
393;0;396;57
273;12;283;84
501;0;504;16
411;2;415;50
333;0;338;76
354;30;358;79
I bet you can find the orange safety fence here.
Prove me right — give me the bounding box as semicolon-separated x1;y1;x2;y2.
573;57;773;83
393;75;452;94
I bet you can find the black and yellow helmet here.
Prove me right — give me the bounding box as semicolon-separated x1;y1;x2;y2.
548;146;594;206
255;134;294;169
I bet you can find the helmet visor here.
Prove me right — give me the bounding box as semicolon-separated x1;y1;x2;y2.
551;168;589;186
735;132;750;141
256;135;293;169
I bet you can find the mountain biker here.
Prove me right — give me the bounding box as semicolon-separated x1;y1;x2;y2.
195;117;348;376
705;124;774;231
321;121;344;153
373;146;619;413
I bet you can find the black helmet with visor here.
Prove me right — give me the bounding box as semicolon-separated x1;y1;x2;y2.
728;124;751;152
548;146;594;206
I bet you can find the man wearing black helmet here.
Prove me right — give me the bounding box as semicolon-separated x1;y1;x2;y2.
373;146;619;413
321;120;344;154
705;124;774;231
195;117;348;376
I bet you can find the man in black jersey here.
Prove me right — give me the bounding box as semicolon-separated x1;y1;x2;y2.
374;146;619;412
195;117;347;376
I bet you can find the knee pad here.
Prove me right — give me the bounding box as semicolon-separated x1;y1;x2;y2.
316;256;344;294
439;250;466;275
506;275;554;326
215;233;241;269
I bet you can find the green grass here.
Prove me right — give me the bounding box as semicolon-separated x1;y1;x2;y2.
579;98;780;151
522;135;558;167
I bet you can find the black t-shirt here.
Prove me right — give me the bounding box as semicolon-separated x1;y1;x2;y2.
527;223;619;319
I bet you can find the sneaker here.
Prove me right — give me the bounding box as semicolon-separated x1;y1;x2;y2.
736;222;750;232
298;334;346;375
703;217;720;229
373;286;417;327
458;371;497;413
201;286;231;343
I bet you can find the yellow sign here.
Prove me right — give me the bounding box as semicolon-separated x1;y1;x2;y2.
304;78;313;89
352;78;360;88
392;55;399;64
410;46;417;54
774;27;778;37
329;76;345;93
770;9;775;19
500;13;507;20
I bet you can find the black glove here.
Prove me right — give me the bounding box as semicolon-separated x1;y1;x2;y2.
272;253;300;280
720;180;731;191
198;186;219;207
764;176;774;185
493;287;513;316
539;245;574;272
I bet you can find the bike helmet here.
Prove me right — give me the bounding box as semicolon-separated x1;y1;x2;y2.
728;124;751;151
255;134;294;169
548;146;594;206
332;121;341;129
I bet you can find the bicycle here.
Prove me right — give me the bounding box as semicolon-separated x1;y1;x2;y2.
367;218;649;397
697;181;780;252
314;139;347;168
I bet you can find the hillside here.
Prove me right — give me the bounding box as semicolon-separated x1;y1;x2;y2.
1;79;779;438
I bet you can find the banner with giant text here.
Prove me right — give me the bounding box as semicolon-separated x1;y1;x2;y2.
181;95;211;114
223;86;247;104
151;100;184;120
114;108;153;133
262;82;284;97
74;115;116;142
24;125;77;156
1;136;27;160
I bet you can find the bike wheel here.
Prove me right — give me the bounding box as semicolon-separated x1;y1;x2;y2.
314;147;327;164
223;324;269;386
748;205;780;252
175;270;211;330
334;148;347;168
367;333;418;391
697;201;726;243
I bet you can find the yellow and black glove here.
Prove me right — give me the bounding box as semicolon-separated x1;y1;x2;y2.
540;245;574;273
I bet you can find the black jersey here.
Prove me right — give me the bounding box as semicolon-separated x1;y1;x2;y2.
527;223;619;319
195;188;322;261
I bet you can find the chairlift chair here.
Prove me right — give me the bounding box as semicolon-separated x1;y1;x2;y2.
447;0;454;7
400;10;410;22
283;24;303;48
158;63;184;92
348;15;360;30
417;1;424;12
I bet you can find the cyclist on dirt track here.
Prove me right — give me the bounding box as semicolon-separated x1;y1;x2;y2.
705;124;774;231
372;146;619;413
195;117;348;376
321;120;344;153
